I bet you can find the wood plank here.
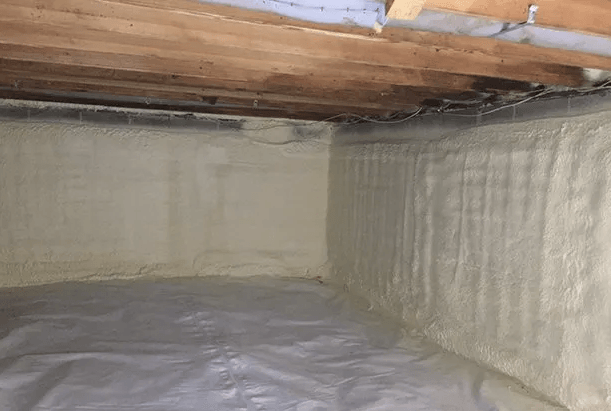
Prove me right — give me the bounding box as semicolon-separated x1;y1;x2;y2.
0;0;607;121
387;0;426;20
0;89;343;122
0;43;533;92
75;0;611;71
0;54;495;109
0;48;503;111
381;28;611;72
0;36;496;94
424;0;611;38
0;1;590;87
0;70;414;112
0;81;397;118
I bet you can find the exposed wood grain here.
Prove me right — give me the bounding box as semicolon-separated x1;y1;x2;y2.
0;52;498;115
83;0;611;70
0;81;397;118
0;0;607;120
381;28;611;71
387;0;426;20
0;43;532;95
0;89;342;121
0;1;589;86
0;69;414;112
0;36;503;94
424;0;611;38
0;56;496;111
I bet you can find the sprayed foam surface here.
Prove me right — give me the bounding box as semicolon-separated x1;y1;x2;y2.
328;110;611;411
0;276;565;410
0;120;329;286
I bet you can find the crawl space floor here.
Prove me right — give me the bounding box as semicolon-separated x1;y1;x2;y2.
0;276;564;411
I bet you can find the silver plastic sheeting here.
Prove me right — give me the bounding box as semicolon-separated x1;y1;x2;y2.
0;276;564;411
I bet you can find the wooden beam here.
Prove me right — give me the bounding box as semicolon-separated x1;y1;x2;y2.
0;0;608;120
0;69;415;113
424;0;611;38
0;43;515;96
0;0;594;87
0;89;342;122
380;29;611;72
2;53;511;109
0;49;499;112
387;0;426;20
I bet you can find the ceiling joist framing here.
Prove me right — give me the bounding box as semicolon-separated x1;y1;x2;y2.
0;0;610;120
389;0;611;38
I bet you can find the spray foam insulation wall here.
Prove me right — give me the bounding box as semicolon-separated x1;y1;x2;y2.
327;110;611;411
0;120;330;286
1;104;611;411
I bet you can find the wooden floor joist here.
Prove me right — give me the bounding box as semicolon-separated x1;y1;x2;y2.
423;0;611;38
0;0;609;120
387;0;426;20
0;89;341;121
0;2;589;86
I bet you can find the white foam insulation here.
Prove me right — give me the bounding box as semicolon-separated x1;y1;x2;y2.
0;110;331;287
2;96;611;411
328;107;611;411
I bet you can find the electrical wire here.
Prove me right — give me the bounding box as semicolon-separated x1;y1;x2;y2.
5;81;609;133
237;112;354;131
340;107;424;124
442;89;553;117
234;108;423;131
443;80;611;118
116;80;610;144
198;79;611;129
